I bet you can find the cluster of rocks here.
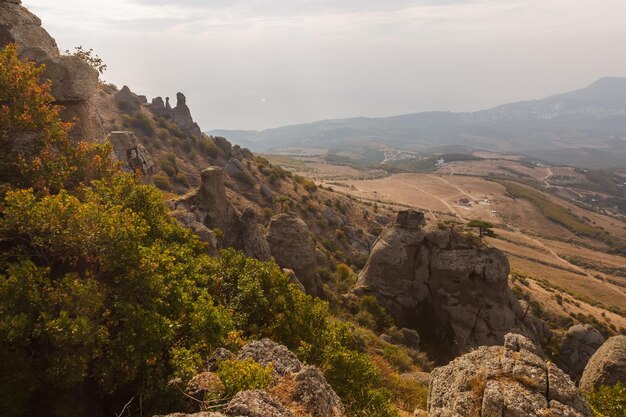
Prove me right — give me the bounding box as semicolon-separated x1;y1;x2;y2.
354;210;547;363
108;131;155;176
157;339;344;417
114;84;203;140
171;166;271;260
150;92;203;139
171;165;326;294
429;333;592;417
0;0;103;140
578;334;626;393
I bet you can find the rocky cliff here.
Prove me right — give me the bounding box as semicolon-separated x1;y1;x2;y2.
0;0;102;140
355;210;546;363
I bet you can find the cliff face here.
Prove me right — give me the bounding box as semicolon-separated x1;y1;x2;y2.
355;210;546;363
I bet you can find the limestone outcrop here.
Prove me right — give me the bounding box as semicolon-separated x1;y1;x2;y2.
114;85;143;113
579;335;626;392
558;324;605;383
0;0;102;140
172;167;271;261
158;339;344;417
428;334;592;417
108;131;155;176
266;214;322;296
354;210;544;363
148;92;202;139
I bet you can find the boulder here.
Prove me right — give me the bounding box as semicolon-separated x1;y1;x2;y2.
354;210;543;363
108;131;155;176
175;341;344;417
284;366;344;417
224;158;254;184
171;210;218;257
239;208;272;262
559;324;605;383
579;335;626;392
428;334;592;417
267;214;322;296
0;0;58;58
237;339;302;377
224;390;295;417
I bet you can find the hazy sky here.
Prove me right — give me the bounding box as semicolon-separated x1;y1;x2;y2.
24;0;626;131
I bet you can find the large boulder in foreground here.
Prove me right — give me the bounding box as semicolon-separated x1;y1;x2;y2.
428;334;592;417
266;214;322;296
156;339;344;417
579;335;626;393
354;210;544;363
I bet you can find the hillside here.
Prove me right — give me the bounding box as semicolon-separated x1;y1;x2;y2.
211;77;626;169
1;1;625;417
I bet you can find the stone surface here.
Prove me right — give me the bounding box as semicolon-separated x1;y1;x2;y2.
266;214;322;296
108;131;155;176
354;210;544;363
237;339;302;377
0;1;102;140
558;324;605;383
224;390;295;417
148;92;202;138
171;210;219;257
172;166;272;262
428;335;592;417
205;347;235;372
114;85;142;113
579;335;626;392
290;366;344;417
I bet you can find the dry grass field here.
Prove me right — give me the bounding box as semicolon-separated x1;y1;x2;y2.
321;168;626;334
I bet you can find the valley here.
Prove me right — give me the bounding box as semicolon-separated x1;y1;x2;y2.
267;153;626;336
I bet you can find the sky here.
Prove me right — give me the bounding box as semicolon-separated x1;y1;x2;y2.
24;0;626;131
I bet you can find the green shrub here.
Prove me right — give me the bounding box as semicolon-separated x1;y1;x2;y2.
153;172;171;191
216;359;273;397
128;112;156;136
382;345;413;373
585;383;626;417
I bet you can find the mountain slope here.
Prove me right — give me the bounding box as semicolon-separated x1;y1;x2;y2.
211;77;626;168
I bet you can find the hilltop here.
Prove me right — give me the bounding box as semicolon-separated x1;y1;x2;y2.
211;77;626;168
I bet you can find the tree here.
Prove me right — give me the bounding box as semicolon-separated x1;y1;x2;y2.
466;219;496;238
65;45;107;74
438;219;463;233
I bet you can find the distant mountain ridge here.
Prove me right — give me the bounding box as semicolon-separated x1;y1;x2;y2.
210;77;626;168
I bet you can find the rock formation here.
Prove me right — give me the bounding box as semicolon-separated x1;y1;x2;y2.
158;339;344;417
172;167;272;261
148;92;202;139
354;210;544;363
266;214;322;296
428;334;592;417
579;335;626;393
0;0;102;140
114;85;142;113
558;324;605;383
108;131;155;176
